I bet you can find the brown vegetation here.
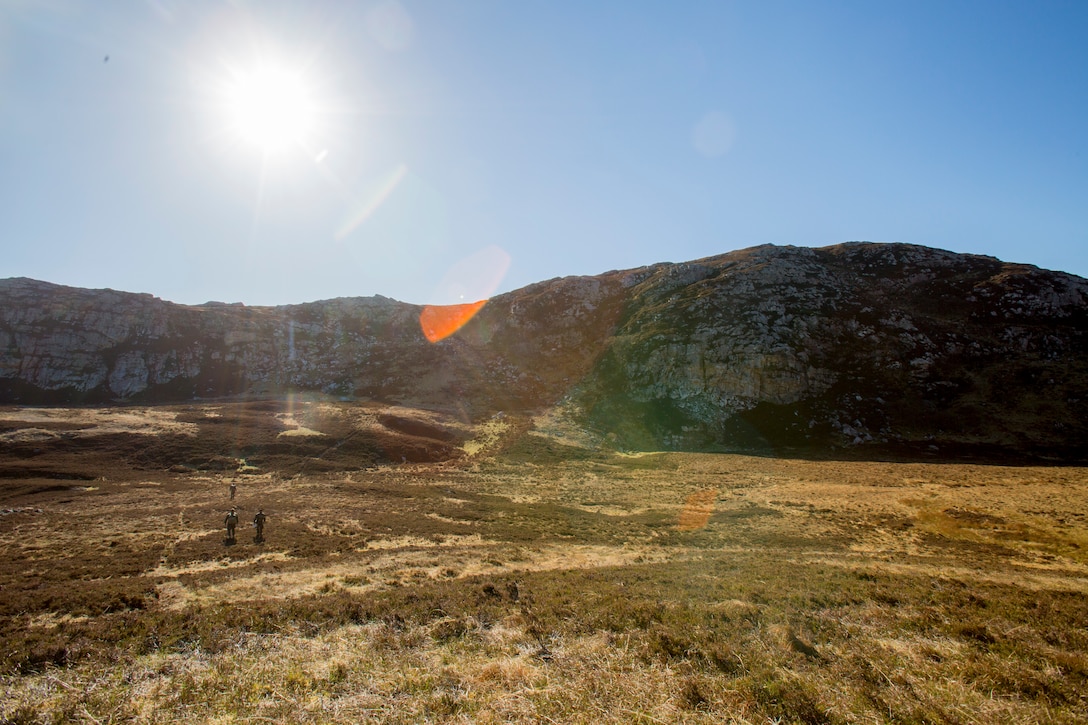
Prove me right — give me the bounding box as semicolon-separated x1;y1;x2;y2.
1;400;1087;723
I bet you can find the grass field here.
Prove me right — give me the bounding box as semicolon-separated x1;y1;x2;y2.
1;401;1087;723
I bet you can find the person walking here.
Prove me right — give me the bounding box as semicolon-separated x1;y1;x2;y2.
229;481;237;500
253;509;267;541
224;507;238;541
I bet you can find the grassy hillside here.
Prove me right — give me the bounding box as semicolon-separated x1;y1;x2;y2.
1;402;1087;723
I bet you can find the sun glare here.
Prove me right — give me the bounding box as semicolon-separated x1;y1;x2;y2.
223;62;318;154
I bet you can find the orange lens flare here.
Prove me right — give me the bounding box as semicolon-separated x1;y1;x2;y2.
677;489;718;531
419;300;487;343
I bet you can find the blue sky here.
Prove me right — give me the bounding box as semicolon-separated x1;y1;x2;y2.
2;1;1086;306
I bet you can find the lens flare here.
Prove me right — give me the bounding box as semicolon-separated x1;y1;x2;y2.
677;489;719;531
432;245;511;303
419;300;488;343
335;164;409;240
692;110;736;157
418;245;511;342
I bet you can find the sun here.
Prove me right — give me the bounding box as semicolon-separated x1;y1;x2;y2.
222;62;319;155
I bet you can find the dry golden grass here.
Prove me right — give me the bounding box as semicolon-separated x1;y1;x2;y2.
1;402;1087;723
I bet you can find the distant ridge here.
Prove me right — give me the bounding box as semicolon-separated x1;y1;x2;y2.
2;242;1086;461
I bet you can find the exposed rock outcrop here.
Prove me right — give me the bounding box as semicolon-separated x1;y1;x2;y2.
2;242;1086;461
575;244;1088;459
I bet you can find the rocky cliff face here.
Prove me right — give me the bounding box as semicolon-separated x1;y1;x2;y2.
574;244;1088;459
0;272;626;414
3;242;1086;461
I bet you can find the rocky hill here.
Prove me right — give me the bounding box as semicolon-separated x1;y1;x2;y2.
3;242;1086;461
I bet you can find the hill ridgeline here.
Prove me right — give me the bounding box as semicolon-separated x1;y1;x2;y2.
2;243;1086;461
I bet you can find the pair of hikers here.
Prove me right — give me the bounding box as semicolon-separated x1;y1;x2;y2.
224;507;266;542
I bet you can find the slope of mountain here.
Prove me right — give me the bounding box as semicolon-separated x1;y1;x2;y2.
571;244;1088;460
3;243;1086;461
